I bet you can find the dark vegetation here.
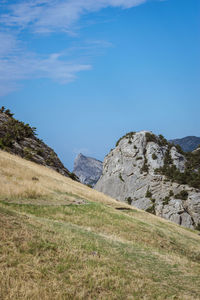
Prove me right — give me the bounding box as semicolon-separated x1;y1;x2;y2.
125;197;133;205
163;196;170;205
0;106;14;117
145;188;152;198
175;190;189;201
0;108;37;151
163;191;174;205
0;107;76;180
115;131;200;189
116;132;136;147
141;148;149;173
152;153;157;160
146;204;156;215
143;132;200;190
155;149;200;189
141;157;149;173
145;132;168;147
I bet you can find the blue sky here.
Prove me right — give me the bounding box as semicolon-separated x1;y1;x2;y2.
0;0;199;170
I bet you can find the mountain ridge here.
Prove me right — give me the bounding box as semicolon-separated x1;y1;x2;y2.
170;136;200;152
0;107;77;180
95;131;200;229
73;153;102;187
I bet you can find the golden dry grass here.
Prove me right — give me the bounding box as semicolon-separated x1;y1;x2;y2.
0;149;128;207
0;149;200;300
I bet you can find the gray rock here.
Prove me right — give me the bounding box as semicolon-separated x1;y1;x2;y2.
170;147;186;172
95;131;200;229
73;153;102;187
180;212;194;229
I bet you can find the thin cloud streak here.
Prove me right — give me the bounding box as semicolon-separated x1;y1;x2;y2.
0;0;147;33
0;57;91;96
0;0;148;96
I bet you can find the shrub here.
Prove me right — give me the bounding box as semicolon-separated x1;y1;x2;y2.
145;132;168;147
24;147;33;160
158;134;168;146
164;149;173;165
152;153;157;160
69;173;78;180
175;190;188;200
145;132;157;143
37;149;44;156
174;144;184;154
116;132;136;147
146;204;156;215
0;118;37;146
145;188;152;198
0;106;5;113
141;157;149;173
126;197;132;205
163;196;170;205
5;109;14;117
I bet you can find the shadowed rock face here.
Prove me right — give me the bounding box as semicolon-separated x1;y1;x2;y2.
170;136;200;152
95;131;200;229
74;153;102;187
0;110;77;180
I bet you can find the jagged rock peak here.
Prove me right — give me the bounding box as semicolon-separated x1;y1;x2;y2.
114;131;186;174
0;107;77;180
74;153;102;187
95;131;200;229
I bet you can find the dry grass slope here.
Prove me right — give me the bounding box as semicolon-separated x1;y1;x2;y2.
0;150;200;300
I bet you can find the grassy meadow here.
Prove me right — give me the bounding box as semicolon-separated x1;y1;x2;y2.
0;150;200;299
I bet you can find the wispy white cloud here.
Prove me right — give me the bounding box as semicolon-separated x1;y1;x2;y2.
0;0;147;33
0;0;148;96
0;41;91;96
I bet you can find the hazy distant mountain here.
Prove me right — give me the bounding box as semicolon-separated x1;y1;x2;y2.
170;136;200;152
74;153;103;187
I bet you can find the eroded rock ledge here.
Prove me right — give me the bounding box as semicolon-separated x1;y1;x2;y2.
95;131;200;229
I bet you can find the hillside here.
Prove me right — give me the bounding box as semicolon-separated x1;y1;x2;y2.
0;107;77;180
170;136;200;152
73;153;103;187
95;131;200;229
0;149;200;299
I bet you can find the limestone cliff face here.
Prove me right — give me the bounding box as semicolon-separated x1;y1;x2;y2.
73;153;102;187
0;110;77;180
95;131;200;229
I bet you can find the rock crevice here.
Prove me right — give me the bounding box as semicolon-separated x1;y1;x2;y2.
95;131;200;229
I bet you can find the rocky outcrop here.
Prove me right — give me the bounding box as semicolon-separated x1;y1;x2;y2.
0;109;77;180
170;136;200;152
73;153;102;187
95;131;200;229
